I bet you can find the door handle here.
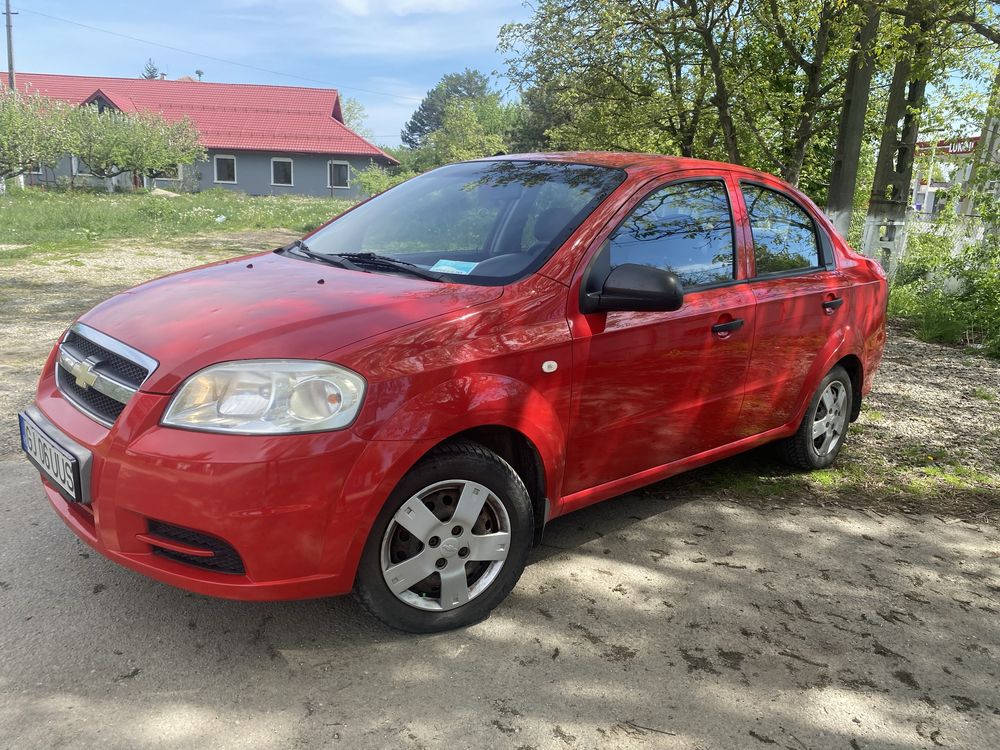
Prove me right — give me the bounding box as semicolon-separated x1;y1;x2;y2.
711;318;744;334
822;297;844;312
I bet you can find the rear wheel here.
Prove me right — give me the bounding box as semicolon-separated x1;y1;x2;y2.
778;365;853;470
355;441;533;633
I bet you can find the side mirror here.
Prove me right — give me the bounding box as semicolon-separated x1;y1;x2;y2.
583;263;684;313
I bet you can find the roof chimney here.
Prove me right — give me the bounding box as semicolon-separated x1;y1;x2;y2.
159;73;166;80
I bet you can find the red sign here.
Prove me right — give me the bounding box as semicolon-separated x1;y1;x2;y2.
915;137;980;156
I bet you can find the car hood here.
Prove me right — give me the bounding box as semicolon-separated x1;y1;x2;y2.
77;251;502;393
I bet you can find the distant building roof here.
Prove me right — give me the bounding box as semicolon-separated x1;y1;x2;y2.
3;72;396;164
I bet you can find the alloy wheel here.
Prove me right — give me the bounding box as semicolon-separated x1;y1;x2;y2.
812;381;848;456
380;480;511;611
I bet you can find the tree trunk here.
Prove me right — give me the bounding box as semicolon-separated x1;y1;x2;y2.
782;2;836;186
701;35;741;164
862;2;931;276
826;5;880;237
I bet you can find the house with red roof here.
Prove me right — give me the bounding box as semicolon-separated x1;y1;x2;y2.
4;72;397;197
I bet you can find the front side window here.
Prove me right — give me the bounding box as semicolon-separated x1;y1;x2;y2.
271;158;293;186
303;160;626;285
329;161;350;189
607;180;735;288
214;155;237;184
741;184;821;274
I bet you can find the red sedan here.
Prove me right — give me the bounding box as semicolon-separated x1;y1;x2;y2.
19;153;887;632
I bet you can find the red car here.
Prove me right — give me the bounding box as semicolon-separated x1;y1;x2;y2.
19;153;886;632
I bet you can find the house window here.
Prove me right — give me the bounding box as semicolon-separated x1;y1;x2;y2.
214;155;237;184
28;162;43;176
73;156;93;177
157;164;181;180
271;157;294;187
328;160;350;189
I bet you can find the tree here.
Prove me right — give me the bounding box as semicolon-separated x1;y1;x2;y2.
142;58;160;80
341;97;374;139
0;91;73;188
425;98;510;164
401;69;492;148
501;1;718;158
67;105;204;188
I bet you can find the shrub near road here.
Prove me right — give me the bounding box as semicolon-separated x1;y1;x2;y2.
0;188;353;261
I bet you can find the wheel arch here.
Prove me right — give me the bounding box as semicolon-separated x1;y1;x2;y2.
833;353;864;421
429;425;549;542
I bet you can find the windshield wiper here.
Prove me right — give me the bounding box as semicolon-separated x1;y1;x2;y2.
335;252;448;283
279;240;368;273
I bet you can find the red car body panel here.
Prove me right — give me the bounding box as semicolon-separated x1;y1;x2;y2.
28;153;887;601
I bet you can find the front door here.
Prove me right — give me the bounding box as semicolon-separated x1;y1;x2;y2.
563;176;756;497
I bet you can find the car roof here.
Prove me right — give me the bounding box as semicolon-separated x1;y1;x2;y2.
479;151;782;182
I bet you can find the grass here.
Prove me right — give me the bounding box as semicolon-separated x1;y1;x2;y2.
972;387;996;402
0;187;354;263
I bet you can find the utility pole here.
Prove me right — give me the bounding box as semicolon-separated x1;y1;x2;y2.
4;0;15;90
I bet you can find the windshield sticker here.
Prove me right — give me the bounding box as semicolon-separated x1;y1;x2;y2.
429;260;479;275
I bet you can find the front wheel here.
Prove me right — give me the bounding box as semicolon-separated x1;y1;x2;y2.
355;441;533;633
778;365;853;470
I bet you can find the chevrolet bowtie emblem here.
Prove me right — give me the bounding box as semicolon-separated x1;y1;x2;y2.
70;356;103;389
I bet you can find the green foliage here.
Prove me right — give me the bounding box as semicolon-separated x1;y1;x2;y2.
341;97;374;140
67;105;205;181
401;68;493;148
142;59;161;80
890;199;1000;357
425;98;511;164
351;162;417;197
0;91;75;180
359;71;521;196
0;188;354;256
498;0;1000;206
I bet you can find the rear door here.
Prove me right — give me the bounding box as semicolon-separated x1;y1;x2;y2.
735;181;851;436
563;173;757;496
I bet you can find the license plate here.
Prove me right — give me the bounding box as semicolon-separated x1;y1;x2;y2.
19;413;82;502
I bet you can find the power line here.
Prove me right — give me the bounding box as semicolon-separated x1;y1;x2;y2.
11;5;425;102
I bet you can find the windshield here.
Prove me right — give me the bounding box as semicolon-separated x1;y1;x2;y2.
303;160;627;285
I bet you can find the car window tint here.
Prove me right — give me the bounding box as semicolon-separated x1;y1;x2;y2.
741;185;821;274
607;180;735;287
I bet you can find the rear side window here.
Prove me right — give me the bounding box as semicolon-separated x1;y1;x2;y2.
607;180;735;288
741;184;821;274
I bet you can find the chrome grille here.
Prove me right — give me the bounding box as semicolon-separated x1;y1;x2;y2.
55;323;158;427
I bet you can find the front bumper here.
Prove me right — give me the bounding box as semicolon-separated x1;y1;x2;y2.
30;361;373;601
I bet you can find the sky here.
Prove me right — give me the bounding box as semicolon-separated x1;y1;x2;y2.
6;0;532;146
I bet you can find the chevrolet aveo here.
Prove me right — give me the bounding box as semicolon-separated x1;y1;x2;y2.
20;153;887;632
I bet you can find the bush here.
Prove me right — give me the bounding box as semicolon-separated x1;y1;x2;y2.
352;162;417;197
890;203;1000;356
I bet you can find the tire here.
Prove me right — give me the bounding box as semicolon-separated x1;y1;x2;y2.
778;365;853;470
355;441;534;633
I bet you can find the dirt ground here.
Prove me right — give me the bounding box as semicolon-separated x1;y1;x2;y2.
1;233;998;749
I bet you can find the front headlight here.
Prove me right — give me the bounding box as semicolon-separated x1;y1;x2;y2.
161;360;366;434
